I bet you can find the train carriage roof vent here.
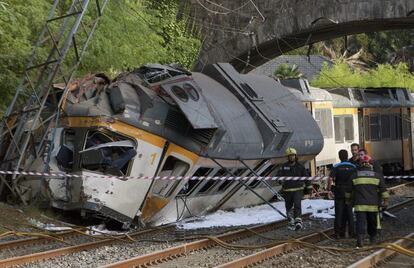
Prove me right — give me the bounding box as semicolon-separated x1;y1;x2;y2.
330;88;350;99
403;89;411;101
165;108;219;147
280;78;311;94
351;89;364;102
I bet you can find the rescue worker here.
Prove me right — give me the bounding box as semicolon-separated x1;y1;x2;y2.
358;149;383;174
349;143;360;167
347;155;389;248
277;147;312;230
328;150;356;238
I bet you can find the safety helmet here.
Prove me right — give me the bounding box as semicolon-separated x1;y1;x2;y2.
360;155;372;164
285;147;297;156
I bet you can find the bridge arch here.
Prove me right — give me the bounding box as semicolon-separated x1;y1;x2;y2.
185;0;414;72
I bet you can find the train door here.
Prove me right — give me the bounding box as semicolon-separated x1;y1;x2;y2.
140;143;197;222
304;101;317;176
402;108;413;171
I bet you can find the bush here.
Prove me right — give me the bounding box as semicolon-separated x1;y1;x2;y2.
311;62;414;91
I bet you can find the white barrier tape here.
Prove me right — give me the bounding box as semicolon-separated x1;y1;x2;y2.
0;170;413;181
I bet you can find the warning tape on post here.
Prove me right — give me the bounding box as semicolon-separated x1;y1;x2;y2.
0;170;413;181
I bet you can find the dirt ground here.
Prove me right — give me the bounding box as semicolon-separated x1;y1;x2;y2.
0;202;70;234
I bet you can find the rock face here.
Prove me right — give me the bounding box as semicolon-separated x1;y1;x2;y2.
184;0;414;72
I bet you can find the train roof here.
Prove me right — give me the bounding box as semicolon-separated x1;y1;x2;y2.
60;63;323;160
280;79;332;102
330;87;414;108
279;78;414;108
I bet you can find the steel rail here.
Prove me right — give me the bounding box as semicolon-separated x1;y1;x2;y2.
0;186;412;267
0;229;78;250
387;180;414;191
216;229;335;268
0;226;173;268
100;215;312;268
215;198;414;268
347;232;414;268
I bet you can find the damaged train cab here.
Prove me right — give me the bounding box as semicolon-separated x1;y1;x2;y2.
43;63;323;226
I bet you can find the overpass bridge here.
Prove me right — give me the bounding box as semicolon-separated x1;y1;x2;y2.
184;0;414;72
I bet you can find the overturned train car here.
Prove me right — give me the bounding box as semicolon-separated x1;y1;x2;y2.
37;63;323;226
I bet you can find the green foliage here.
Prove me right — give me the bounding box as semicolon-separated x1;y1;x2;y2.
0;0;201;111
311;62;414;91
0;0;50;111
273;63;303;79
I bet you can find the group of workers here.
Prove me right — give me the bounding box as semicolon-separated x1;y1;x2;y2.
277;143;389;248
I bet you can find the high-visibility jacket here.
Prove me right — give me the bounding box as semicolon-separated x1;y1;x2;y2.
346;167;389;212
277;161;312;192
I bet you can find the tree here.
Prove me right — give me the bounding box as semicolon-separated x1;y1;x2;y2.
273;63;303;79
0;0;201;112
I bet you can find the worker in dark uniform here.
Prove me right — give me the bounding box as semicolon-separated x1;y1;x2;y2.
328;150;356;239
347;155;389;248
277;147;312;230
349;143;360;167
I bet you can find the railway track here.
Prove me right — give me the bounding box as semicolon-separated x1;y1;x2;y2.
387;180;414;191
348;232;414;268
0;181;412;267
0;225;174;268
0;213;318;268
100;198;414;268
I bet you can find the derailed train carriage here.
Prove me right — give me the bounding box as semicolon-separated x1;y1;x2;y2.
23;63;323;226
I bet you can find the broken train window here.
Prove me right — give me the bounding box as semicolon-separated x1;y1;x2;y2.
152;156;190;197
80;130;137;176
56;129;76;171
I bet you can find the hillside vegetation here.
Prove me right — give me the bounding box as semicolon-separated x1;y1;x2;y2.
0;0;200;111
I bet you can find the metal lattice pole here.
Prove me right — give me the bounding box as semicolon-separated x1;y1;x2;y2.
0;0;109;202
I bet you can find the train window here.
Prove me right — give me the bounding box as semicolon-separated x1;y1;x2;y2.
334;116;344;143
248;179;261;188
56;129;76;171
210;168;230;192
344;116;354;141
260;164;276;176
198;180;217;194
152;156;190;197
178;167;212;196
234;168;247;176
390;114;402;140
369;115;380;141
183;83;199;101
80;130;137;176
217;180;233;192
171;86;189;102
381;115;391;139
314;108;333;138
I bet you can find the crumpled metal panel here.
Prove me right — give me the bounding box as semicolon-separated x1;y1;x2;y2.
161;81;218;129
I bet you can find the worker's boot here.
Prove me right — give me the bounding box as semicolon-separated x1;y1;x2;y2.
294;218;303;231
356;234;364;248
287;217;295;230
